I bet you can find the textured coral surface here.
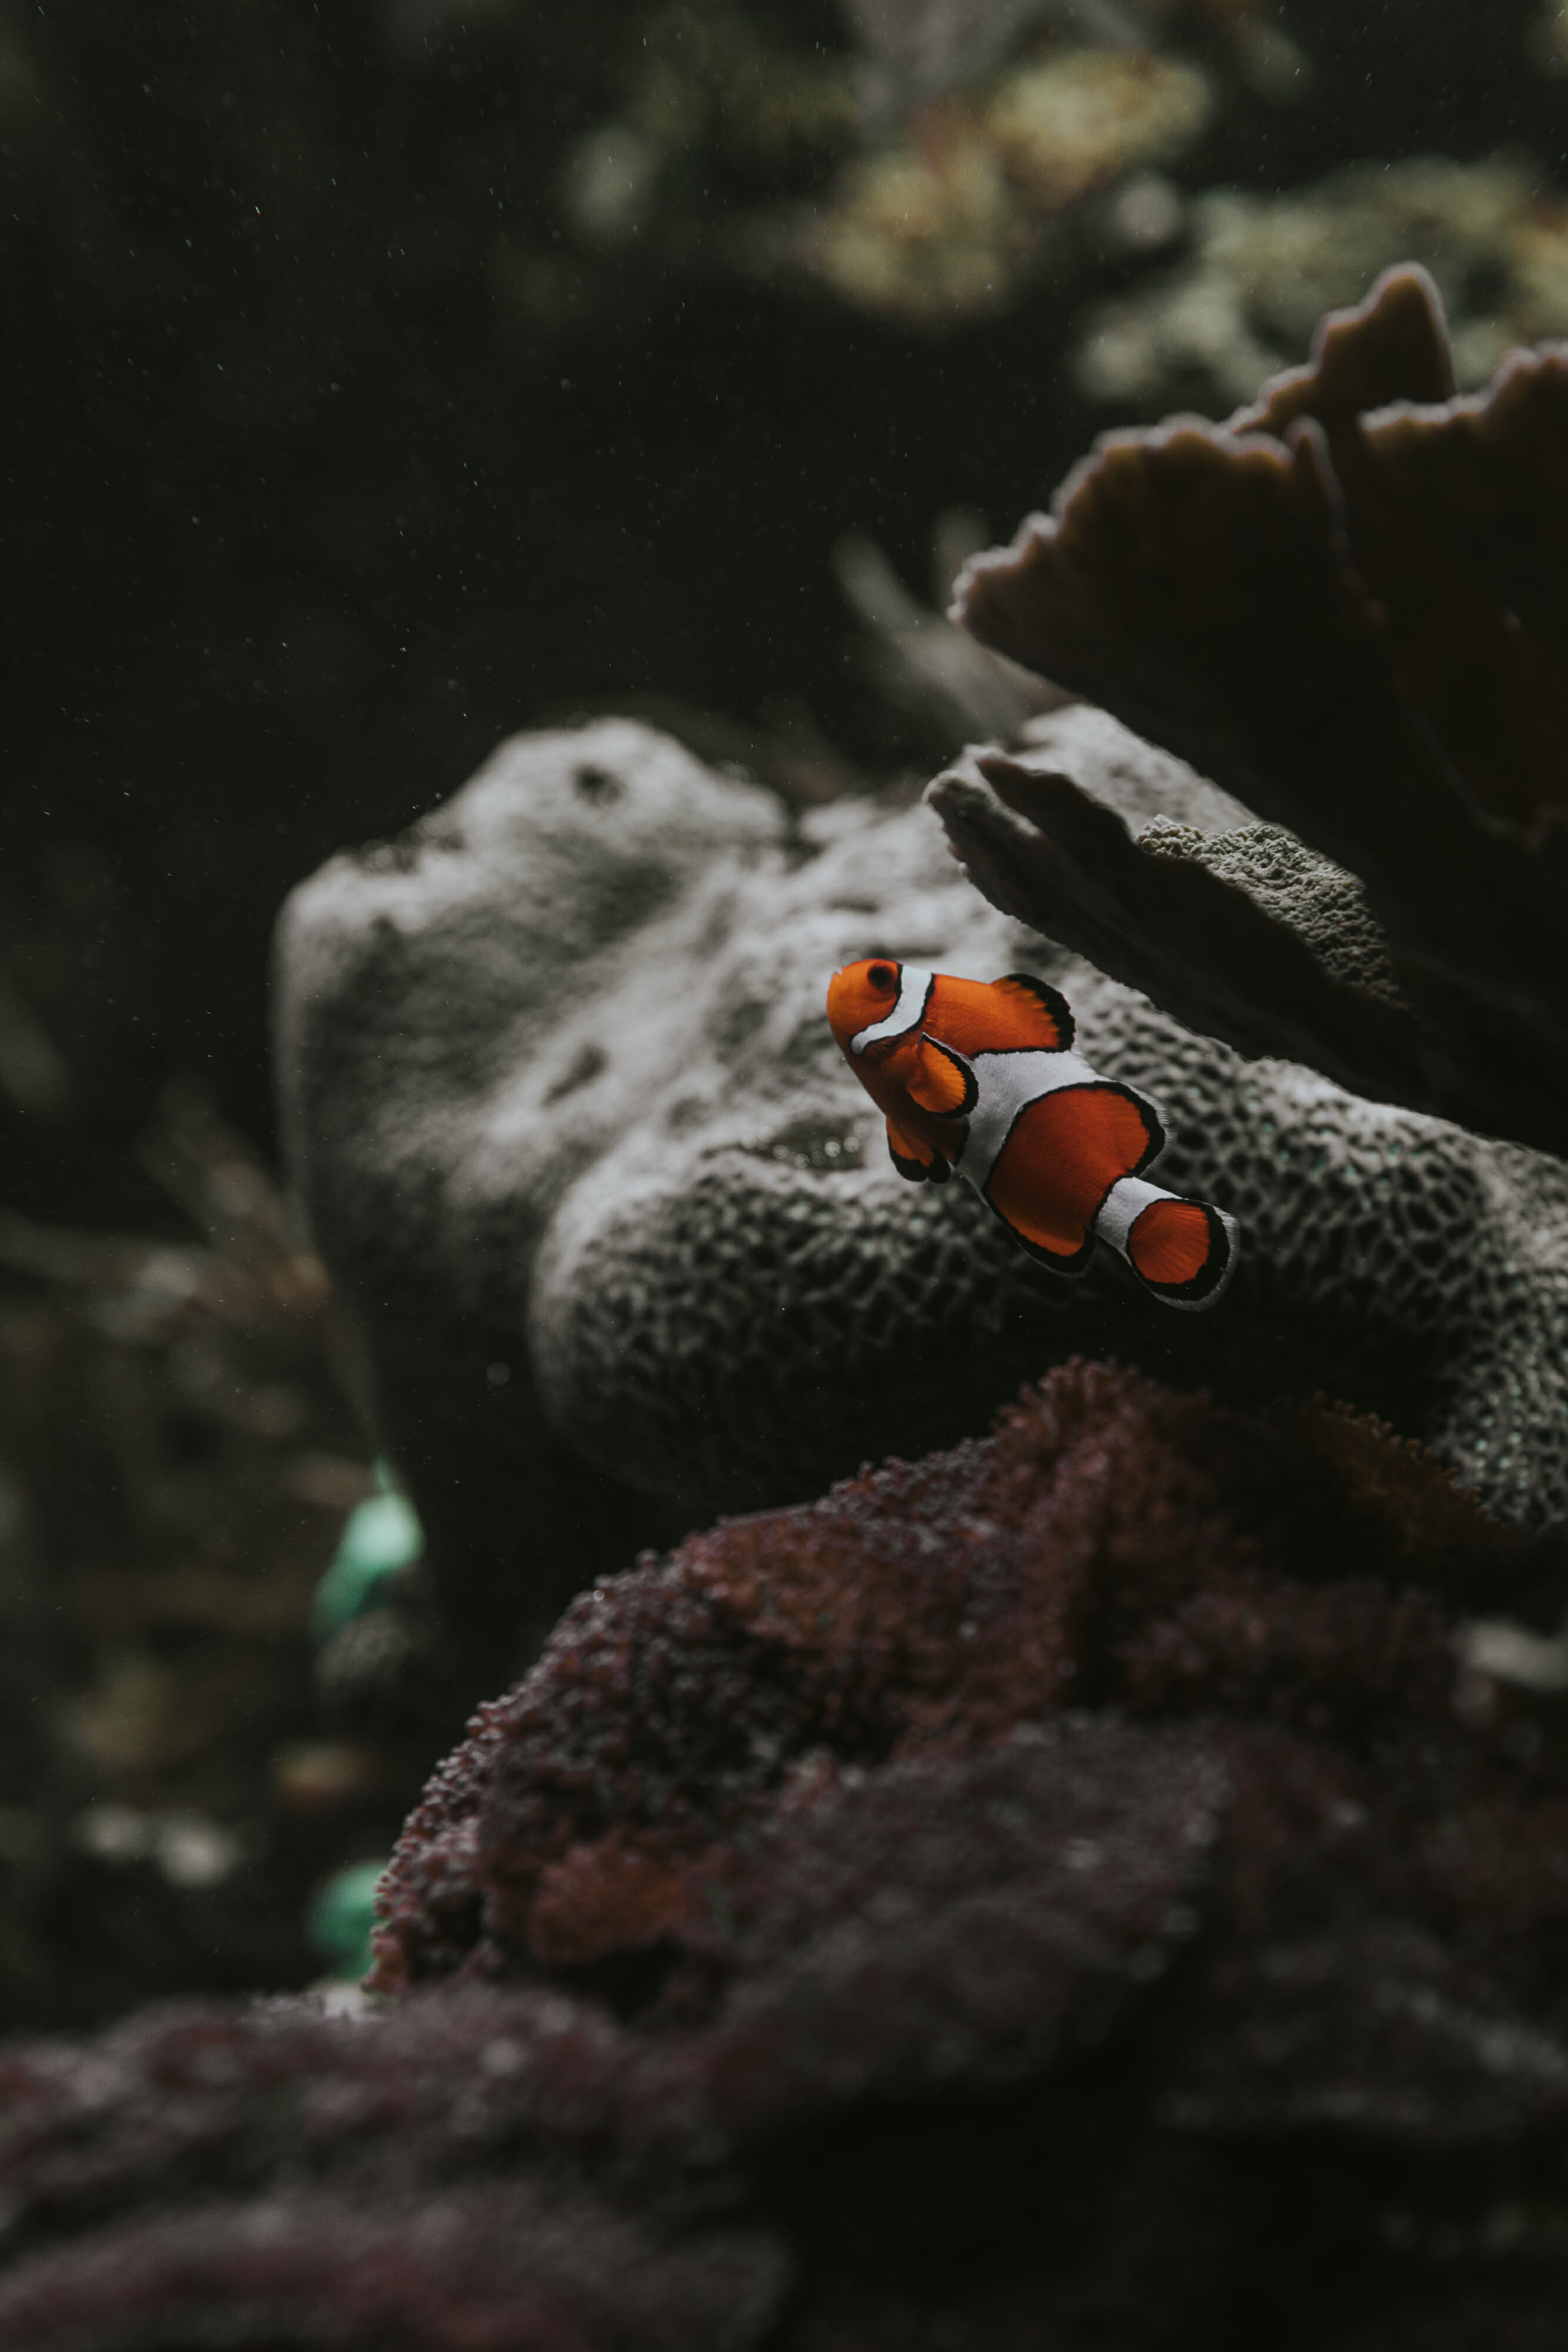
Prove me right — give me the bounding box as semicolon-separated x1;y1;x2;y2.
279;700;1568;1720
5;1365;1568;2347
371;1361;1553;1998
951;266;1568;1154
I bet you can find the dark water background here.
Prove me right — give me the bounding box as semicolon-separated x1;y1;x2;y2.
1;0;1552;1216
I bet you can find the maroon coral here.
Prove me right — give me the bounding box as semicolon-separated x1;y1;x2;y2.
0;2187;783;2352
373;1358;1527;1997
2;1364;1568;2347
940;266;1568;1154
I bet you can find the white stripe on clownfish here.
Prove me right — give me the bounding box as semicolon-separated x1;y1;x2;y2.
955;1064;1194;1278
1092;1174;1175;1254
955;1047;1103;1188
825;956;1238;1309
850;964;934;1056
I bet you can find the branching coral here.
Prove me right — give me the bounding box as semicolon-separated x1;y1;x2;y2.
944;265;1568;1158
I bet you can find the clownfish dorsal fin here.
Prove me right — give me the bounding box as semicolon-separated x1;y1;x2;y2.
887;1117;951;1184
991;973;1075;1052
905;1036;978;1120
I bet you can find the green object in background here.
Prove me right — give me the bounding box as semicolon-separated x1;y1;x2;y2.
311;1459;424;1643
307;1859;389;1982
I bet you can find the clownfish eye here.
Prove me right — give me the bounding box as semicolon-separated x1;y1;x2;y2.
867;962;897;993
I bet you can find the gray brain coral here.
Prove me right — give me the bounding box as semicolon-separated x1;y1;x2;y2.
279;684;1568;1692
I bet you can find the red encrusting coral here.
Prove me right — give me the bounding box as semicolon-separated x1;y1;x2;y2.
1;1363;1568;2343
0;2177;785;2352
372;1358;1543;1996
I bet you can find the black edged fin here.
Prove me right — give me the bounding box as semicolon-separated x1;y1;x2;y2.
905;1036;978;1119
982;1193;1095;1277
997;973;1075;1051
887;1118;950;1184
1104;1079;1166;1176
1129;1201;1239;1314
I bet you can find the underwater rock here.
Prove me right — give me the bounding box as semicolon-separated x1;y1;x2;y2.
8;1364;1568;2346
950;266;1568;1158
280;684;1568;1722
1137;819;1406;1007
276;708;1251;1676
932;761;1426;1111
276;716;790;1679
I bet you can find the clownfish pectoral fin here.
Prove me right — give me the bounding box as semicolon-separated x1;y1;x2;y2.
887;1119;951;1184
904;1037;978;1120
1126;1195;1238;1311
992;973;1075;1053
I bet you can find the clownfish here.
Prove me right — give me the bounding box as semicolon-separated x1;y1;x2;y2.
826;959;1238;1310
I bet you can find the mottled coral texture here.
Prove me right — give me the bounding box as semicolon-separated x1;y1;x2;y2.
5;1365;1568;2348
945;264;1568;1155
372;1361;1520;1996
275;278;1568;1708
920;266;1568;1541
279;691;1568;1729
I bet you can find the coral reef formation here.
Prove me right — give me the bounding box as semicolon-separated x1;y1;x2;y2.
1075;156;1568;410
5;1365;1568;2344
26;12;1568;2343
841;0;1305;125
934;269;1568;1540
948;265;1568;1157
371;1360;1538;1993
803;41;1211;323
280;673;1568;1722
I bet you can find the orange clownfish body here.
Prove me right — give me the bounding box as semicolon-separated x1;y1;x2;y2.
825;958;1237;1310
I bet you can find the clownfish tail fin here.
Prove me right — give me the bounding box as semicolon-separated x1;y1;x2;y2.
1094;1177;1238;1311
887;1118;951;1184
